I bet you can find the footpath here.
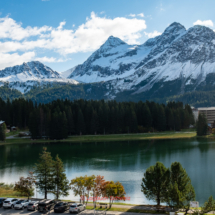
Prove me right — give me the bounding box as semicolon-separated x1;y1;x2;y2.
86;203;169;214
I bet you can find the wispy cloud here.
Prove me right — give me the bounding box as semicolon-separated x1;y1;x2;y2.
137;13;144;17
129;14;136;17
35;56;70;63
144;30;161;38
128;13;144;18
193;20;213;27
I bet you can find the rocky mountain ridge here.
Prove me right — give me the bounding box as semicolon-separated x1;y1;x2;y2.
1;22;215;102
67;22;215;99
0;61;78;93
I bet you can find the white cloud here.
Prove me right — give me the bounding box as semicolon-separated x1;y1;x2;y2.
128;14;136;17
0;12;147;54
0;17;51;40
57;21;66;30
129;13;144;18
193;20;213;27
0;12;147;69
0;52;35;69
144;30;161;38
35;56;70;63
137;13;144;17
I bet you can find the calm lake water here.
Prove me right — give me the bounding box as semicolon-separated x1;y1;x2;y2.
0;139;214;205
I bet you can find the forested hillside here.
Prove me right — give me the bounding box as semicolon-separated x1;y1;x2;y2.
0;98;194;139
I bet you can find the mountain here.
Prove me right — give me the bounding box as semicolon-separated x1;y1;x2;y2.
68;35;152;83
67;22;215;100
0;61;78;93
2;22;215;106
60;66;78;79
0;61;61;80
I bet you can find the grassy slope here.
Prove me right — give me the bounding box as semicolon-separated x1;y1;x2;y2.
0;132;197;145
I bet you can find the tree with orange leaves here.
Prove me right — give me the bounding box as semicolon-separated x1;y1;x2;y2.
102;181;126;208
14;172;35;200
93;175;106;208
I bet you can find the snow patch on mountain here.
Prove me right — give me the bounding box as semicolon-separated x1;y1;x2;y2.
0;61;78;93
65;22;215;98
60;66;78;78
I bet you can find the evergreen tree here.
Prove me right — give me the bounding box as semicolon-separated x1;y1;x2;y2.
34;147;55;199
157;105;166;131
29;109;39;139
61;112;68;139
50;112;59;139
151;103;159;131
173;110;181;131
0;122;6;141
52;155;70;199
167;108;174;130
141;162;169;206
165;162;195;209
66;107;74;135
91;110;99;135
202;196;215;213
196;113;208;136
183;110;190;129
142;104;152;129
129;110;138;132
77;109;86;135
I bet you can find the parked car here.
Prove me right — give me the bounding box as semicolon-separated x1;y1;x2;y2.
27;201;39;211
3;198;19;209
38;199;56;212
54;202;70;213
14;200;31;210
69;203;85;213
0;198;6;207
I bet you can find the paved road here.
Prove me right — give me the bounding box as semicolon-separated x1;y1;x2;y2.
0;207;164;215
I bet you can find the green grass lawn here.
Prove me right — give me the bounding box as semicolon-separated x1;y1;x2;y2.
0;131;197;145
0;186;25;198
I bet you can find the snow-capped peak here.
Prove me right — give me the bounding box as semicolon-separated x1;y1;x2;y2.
0;61;79;94
164;22;186;34
102;36;126;48
0;61;61;79
187;24;215;39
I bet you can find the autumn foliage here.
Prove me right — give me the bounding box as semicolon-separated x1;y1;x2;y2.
70;175;126;208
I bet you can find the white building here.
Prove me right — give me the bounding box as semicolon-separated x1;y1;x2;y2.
192;107;215;125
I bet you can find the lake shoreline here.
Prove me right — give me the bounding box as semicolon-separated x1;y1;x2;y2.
0;131;197;145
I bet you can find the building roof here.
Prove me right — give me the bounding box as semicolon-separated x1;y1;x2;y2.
198;107;215;111
0;121;5;125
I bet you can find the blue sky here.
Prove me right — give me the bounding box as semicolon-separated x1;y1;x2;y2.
0;0;215;72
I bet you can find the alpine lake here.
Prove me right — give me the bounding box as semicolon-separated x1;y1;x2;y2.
0;138;214;205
